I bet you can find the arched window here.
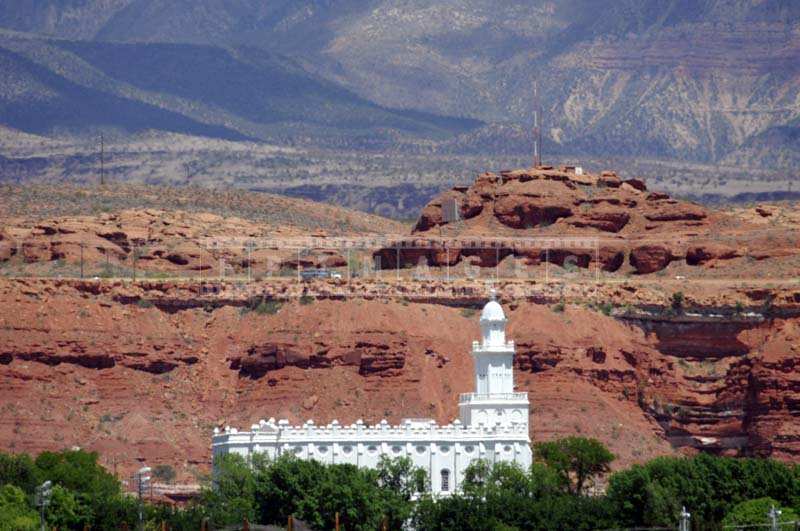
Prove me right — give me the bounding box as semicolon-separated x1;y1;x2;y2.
441;469;450;492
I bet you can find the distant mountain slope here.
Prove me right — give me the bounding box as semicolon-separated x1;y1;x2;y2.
0;1;798;168
0;45;246;140
0;32;479;143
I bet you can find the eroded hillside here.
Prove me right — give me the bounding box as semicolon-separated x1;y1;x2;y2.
1;174;799;483
1;278;799;483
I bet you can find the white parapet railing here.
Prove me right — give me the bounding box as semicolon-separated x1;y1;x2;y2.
458;392;528;403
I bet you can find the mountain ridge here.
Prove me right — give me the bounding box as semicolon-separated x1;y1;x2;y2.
0;1;798;168
0;30;480;145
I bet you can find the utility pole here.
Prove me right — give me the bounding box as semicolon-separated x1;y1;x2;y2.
136;466;151;531
532;81;542;168
246;241;252;282
35;481;52;531
769;505;782;531
679;506;691;531
100;134;105;186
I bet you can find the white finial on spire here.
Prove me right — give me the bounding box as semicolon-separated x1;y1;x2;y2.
489;287;497;301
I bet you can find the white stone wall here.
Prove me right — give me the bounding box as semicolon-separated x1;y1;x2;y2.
212;418;532;495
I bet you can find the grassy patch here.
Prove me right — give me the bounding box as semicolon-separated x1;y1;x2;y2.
254;300;281;315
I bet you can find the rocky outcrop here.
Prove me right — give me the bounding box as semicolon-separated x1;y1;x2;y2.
568;209;630;233
644;204;707;222
410;166;710;238
686;244;741;265
0;229;16;261
619;314;800;459
382;166;732;276
630;245;676;274
230;336;407;379
0;209;372;277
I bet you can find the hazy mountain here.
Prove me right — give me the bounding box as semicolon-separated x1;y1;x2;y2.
0;31;479;143
0;0;798;168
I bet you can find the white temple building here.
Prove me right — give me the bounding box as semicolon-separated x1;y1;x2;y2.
212;292;532;495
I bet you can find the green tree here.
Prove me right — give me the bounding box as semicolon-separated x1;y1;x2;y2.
46;484;92;530
376;456;428;529
671;291;684;309
0;452;40;494
607;454;800;528
413;493;499;531
534;437;615;495
34;449;120;499
316;464;383;530
34;449;122;527
201;453;255;527
0;484;38;531
250;454;420;530
722;498;798;529
252;454;322;526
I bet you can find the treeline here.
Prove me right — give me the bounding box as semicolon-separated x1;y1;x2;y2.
1;437;800;530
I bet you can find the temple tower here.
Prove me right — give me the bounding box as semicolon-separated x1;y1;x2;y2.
458;291;529;429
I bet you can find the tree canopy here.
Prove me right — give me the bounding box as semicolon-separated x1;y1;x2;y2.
722;497;798;529
1;440;799;530
534;436;615;495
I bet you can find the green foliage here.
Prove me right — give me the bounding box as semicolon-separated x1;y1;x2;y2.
46;484;92;530
534;436;614;495
201;453;256;527
722;497;798;529
2;442;800;530
33;449;125;529
0;452;40;494
201;453;427;531
97;262;116;279
241;297;283;316
551;301;565;313
299;294;315;305
414;458;616;531
607;454;800;528
254;299;281;315
376;456;428;528
671;291;685;311
34;449;120;500
0;449;141;529
413;494;500;531
0;485;37;531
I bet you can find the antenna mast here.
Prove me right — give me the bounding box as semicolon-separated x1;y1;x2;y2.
532;82;542;168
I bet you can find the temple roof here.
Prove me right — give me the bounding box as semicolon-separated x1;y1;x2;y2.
480;290;506;322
